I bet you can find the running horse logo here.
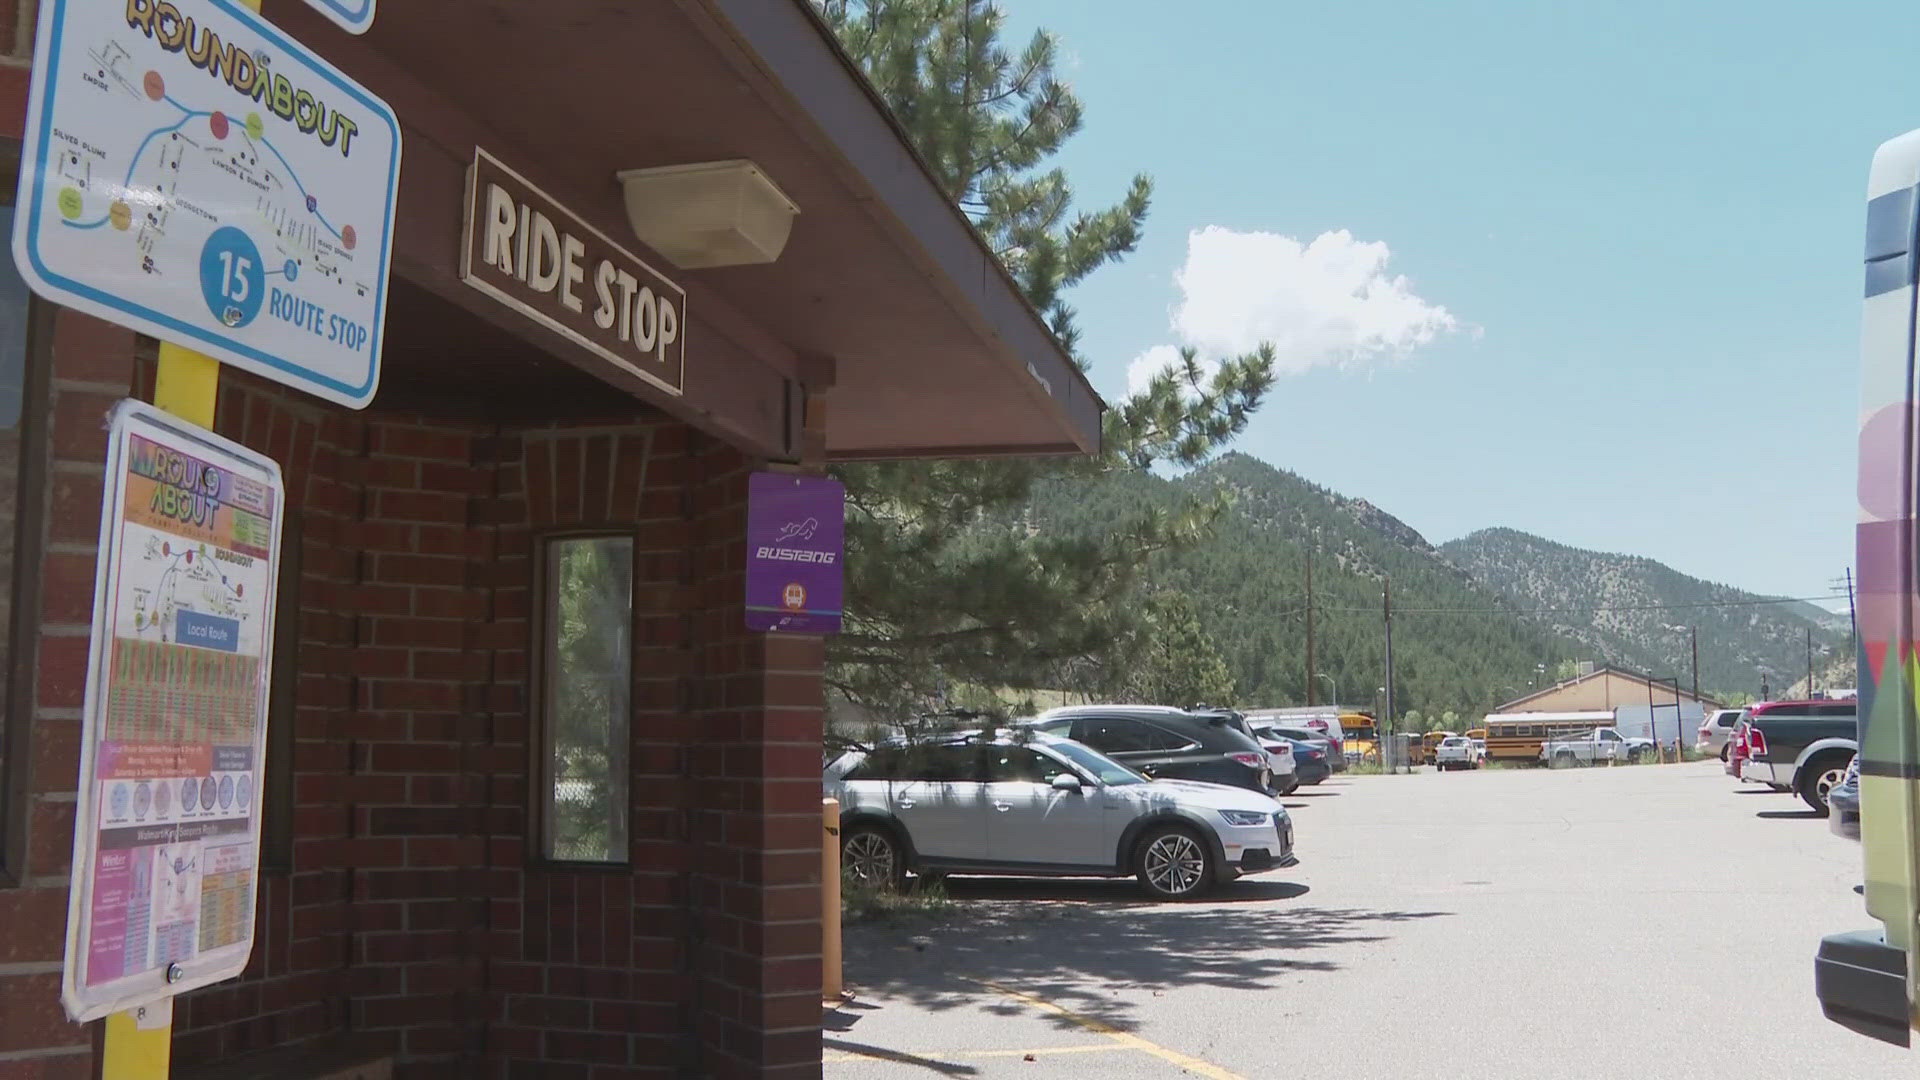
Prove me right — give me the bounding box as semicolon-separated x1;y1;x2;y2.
772;518;818;544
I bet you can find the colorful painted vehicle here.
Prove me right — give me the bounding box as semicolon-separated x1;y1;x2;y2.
1814;129;1920;1048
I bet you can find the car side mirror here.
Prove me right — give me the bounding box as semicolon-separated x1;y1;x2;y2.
1050;773;1083;793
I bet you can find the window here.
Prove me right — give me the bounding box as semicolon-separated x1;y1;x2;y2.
1047;741;1144;786
848;745;979;782
1600;730;1622;742
985;746;1055;783
0;150;42;887
539;536;633;864
1075;718;1189;753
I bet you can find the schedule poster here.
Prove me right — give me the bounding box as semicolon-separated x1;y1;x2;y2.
62;399;283;1022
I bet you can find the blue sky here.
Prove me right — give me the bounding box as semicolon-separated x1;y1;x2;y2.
1001;0;1917;604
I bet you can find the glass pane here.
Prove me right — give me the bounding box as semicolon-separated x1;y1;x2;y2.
544;536;633;863
985;746;1050;783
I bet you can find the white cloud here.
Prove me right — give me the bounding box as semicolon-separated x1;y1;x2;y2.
1125;226;1462;396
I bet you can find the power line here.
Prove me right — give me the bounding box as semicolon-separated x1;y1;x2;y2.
1316;593;1850;617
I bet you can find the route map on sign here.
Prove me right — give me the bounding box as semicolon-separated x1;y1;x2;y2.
62;401;283;1023
14;0;400;408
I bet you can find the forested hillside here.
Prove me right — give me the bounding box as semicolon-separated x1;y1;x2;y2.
1441;528;1847;698
1030;453;1573;717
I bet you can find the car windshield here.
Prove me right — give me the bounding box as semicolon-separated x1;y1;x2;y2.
1044;739;1146;785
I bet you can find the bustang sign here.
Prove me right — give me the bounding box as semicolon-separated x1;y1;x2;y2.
459;147;685;396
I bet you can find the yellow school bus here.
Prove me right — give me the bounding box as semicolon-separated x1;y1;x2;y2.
1483;711;1614;765
1418;730;1456;766
1339;712;1379;762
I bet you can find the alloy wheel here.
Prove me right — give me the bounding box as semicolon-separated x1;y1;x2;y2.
843;831;898;889
1814;767;1847;808
1143;833;1206;896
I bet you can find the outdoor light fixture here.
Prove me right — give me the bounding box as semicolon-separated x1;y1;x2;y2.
616;160;800;269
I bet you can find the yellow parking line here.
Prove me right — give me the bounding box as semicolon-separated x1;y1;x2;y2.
824;1044;1124;1063
971;980;1249;1080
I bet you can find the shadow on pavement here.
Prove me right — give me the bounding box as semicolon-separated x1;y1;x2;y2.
1289;789;1341;797
942;877;1310;904
823;1038;979;1076
1756;809;1825;820
843;887;1451;1035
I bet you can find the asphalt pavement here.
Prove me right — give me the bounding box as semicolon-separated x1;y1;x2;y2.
825;760;1913;1079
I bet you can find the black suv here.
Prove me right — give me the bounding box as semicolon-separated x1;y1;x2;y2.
1021;706;1272;793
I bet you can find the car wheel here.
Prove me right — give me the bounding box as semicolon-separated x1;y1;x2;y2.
1719;744;1730;763
1799;754;1852;816
841;823;907;891
1134;826;1214;900
1554;752;1576;769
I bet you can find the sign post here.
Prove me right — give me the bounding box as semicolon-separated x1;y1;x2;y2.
745;472;844;635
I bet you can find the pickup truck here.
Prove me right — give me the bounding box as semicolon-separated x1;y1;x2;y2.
1433;735;1479;771
1736;700;1858;813
1539;727;1651;767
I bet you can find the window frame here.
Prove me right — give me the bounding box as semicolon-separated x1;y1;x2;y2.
1;137;46;890
529;530;637;870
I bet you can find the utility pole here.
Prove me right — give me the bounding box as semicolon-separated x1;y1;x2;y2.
1806;627;1814;698
1690;626;1700;708
1304;548;1315;706
1840;568;1859;673
1383;576;1396;772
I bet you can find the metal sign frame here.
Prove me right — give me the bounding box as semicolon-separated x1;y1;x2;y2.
300;0;374;34
61;399;285;1022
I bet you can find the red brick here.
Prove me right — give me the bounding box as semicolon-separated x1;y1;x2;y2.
374;424;471;462
368;681;462;711
32;632;90;711
48;388;122;463
26;799;76;878
27;717;80;796
51;309;137;386
0;973;85;1053
0;887;71;963
372;490;468;525
0;1050;98;1080
45;469;107;544
367;742;460;774
372;553;467;587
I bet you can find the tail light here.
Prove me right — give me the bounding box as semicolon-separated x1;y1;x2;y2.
1227;752;1264;769
1747;727;1768;757
1697;726;1711;739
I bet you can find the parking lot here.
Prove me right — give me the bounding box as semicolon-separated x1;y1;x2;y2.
826;761;1911;1079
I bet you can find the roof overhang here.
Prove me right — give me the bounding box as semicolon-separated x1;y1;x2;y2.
265;0;1103;461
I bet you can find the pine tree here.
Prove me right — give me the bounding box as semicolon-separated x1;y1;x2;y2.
817;0;1275;717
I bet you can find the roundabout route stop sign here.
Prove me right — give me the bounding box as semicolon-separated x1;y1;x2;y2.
12;0;400;409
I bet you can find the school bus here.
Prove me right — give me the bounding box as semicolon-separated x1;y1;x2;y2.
1339;712;1379;762
1483;711;1615;766
1417;730;1456;766
1815;129;1920;1047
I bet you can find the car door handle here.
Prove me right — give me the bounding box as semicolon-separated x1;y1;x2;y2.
992;802;1012;812
896;798;915;809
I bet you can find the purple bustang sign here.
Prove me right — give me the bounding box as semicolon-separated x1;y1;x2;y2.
745;472;845;634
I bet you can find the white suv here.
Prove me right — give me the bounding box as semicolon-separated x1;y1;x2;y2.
1695;708;1743;760
824;730;1298;899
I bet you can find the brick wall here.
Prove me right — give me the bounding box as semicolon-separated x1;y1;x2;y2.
0;310;139;1080
0;310;828;1078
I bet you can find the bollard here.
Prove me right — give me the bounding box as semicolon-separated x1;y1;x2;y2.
823;798;842;1003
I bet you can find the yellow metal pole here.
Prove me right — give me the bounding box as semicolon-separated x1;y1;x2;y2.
822;798;842;1003
102;6;255;1072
